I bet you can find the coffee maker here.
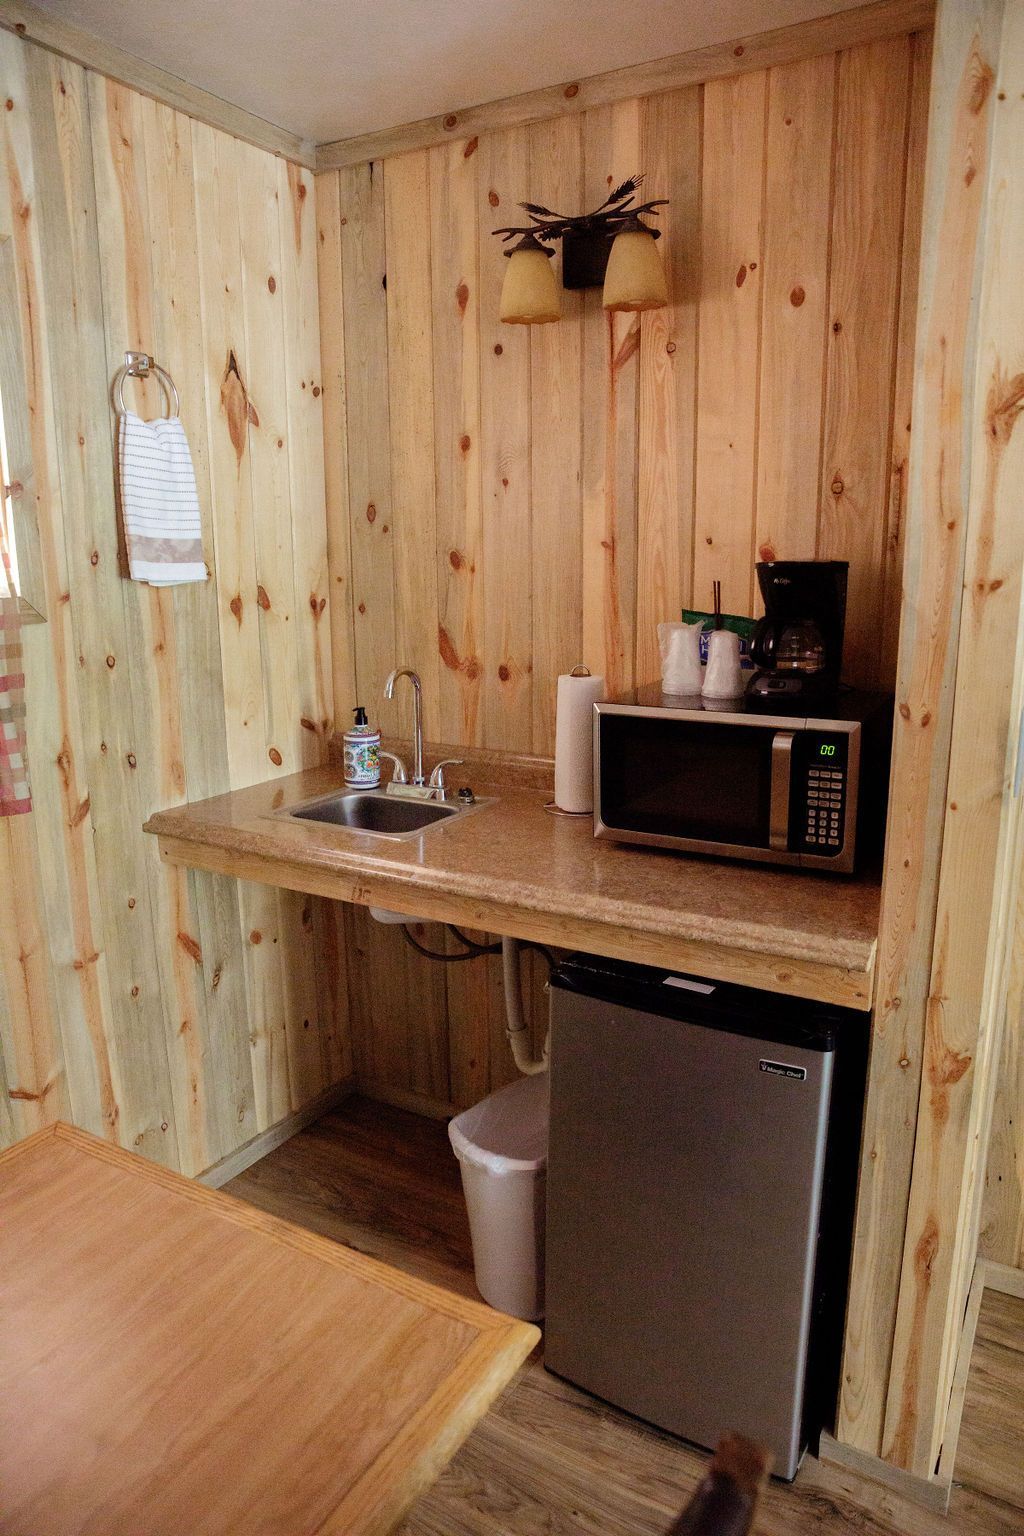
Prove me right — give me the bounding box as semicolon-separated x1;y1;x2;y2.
747;560;848;707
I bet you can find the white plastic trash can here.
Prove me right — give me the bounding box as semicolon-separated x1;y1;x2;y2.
448;1071;549;1321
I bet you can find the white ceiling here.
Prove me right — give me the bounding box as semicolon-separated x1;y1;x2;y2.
37;0;868;145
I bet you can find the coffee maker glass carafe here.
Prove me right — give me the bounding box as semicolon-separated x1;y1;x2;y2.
748;560;848;706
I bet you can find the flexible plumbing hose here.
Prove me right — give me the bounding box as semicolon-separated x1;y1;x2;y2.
502;935;549;1075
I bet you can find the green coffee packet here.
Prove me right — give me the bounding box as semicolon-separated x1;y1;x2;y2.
682;608;756;662
682;608;756;638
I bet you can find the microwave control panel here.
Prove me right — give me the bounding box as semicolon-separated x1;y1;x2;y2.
793;734;850;855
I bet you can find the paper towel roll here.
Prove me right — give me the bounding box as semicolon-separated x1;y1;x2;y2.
554;670;605;813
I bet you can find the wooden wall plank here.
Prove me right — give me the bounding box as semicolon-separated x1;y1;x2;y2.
0;234;44;619
445;927;493;1111
818;37;912;689
0;986;15;1148
478;127;532;751
191;117;292;1141
237;887;290;1132
89;74;219;1176
0;29;120;1143
237;136;302;779
754;54;835;570
192;121;268;789
311;897;353;1086
837;2;1004;1460
139;95;256;1167
238;133;324;1123
580;99;641;696
693;71;767;618
40;63;180;1168
338;161;398;734
880;29;934;688
528;114;583;753
279;158;333;764
384;150;441;739
277;153;340;1111
635;86;701;684
0;816;69;1135
429;138;484;746
315;171;357;725
278;887;327;1110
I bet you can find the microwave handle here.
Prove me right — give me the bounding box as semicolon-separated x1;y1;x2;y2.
770;731;795;850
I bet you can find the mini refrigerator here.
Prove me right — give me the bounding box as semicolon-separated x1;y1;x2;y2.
544;953;866;1480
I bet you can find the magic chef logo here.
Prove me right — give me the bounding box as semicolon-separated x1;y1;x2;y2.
759;1059;807;1081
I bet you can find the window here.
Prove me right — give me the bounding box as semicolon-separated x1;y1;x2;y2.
0;233;44;625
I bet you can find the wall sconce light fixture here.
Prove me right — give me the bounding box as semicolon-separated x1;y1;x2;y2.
494;175;669;325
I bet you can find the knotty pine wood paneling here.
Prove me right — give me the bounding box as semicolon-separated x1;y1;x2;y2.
319;33;931;757
837;12;999;1464
314;29;931;1126
876;0;1024;1471
0;30;342;1172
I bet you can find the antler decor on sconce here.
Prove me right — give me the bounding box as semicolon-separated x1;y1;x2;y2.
493;174;669;325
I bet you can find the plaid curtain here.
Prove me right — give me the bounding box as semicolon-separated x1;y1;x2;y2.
0;495;30;816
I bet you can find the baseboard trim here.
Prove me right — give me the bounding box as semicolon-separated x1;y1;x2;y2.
196;1078;356;1188
982;1258;1024;1299
356;1078;458;1121
936;1257;988;1489
817;1432;950;1514
832;1260;1024;1504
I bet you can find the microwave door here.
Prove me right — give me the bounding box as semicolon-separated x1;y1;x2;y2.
597;714;792;857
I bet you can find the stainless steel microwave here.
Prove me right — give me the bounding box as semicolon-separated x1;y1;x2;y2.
593;686;892;874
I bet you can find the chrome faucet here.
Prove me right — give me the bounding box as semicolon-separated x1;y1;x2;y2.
384;667;425;785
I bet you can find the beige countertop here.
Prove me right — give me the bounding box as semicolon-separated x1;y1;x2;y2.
145;759;880;1011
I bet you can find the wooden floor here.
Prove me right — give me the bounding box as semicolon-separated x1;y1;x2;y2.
228;1096;1024;1536
955;1289;1024;1515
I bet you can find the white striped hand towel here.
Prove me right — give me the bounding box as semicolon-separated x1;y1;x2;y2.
118;412;207;585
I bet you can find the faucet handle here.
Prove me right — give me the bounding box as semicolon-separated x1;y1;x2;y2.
428;759;464;795
379;751;408;784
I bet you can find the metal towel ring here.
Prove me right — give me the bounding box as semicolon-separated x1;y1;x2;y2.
115;351;180;417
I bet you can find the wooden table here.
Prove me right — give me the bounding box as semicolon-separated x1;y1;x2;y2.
0;1124;538;1536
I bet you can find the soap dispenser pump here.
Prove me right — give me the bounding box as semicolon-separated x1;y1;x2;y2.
343;705;381;788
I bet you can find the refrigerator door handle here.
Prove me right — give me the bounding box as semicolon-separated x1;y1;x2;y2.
770;731;794;851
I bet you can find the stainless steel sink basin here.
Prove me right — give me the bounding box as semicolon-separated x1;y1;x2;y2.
285;788;489;839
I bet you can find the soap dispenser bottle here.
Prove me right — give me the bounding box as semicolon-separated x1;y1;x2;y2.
343;706;381;788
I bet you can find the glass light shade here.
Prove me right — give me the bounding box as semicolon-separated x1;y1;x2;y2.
499;245;560;325
602;226;668;312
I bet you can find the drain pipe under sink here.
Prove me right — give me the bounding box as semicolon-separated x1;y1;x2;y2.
369;908;549;1076
503;935;549;1075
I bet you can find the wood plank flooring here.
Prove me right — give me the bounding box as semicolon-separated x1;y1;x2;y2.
955;1289;1024;1514
228;1096;1023;1536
